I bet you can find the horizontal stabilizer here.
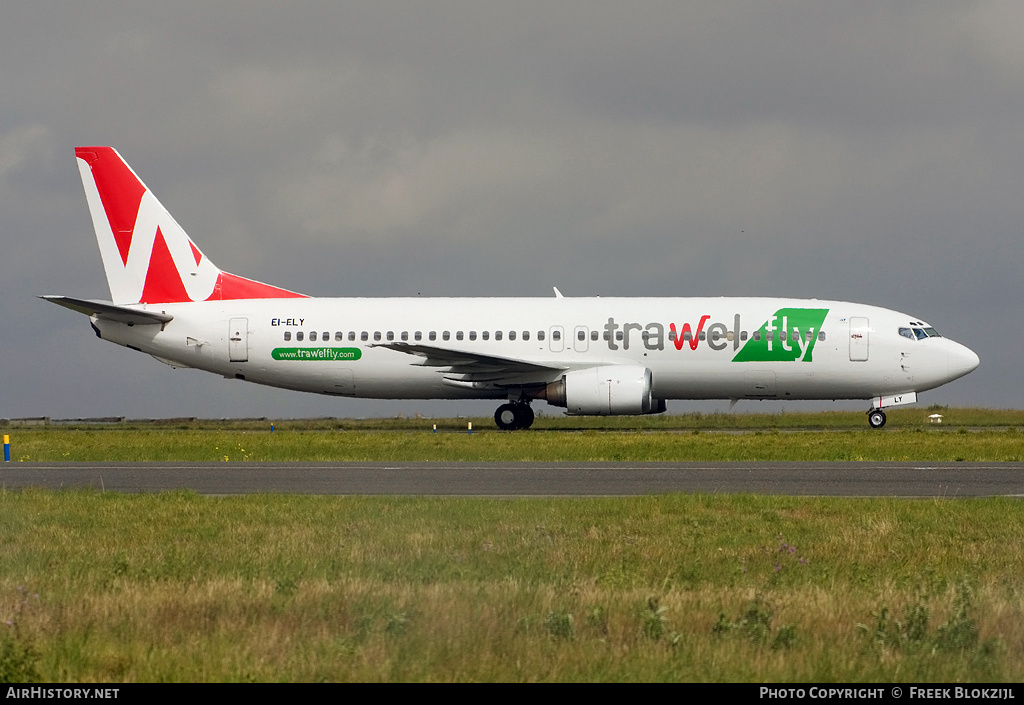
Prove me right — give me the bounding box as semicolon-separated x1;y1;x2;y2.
41;295;173;325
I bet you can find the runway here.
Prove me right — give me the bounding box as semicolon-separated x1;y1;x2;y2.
2;461;1023;497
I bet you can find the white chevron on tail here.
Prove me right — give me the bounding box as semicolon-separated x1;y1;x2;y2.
75;147;304;304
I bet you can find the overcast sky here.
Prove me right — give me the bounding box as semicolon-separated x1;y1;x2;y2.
1;2;1018;421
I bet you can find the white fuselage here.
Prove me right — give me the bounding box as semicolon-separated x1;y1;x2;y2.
58;147;981;429
92;296;979;407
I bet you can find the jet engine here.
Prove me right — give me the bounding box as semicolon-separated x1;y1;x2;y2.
544;365;665;415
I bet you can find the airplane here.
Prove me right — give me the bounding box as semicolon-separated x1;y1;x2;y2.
44;147;980;430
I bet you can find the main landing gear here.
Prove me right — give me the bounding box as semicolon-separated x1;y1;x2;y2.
494;402;535;431
867;408;887;429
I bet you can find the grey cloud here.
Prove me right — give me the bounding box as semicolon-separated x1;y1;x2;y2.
0;2;1017;418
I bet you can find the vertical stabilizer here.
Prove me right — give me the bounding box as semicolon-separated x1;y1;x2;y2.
75;147;305;304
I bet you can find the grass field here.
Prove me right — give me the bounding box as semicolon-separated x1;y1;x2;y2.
2;409;1022;682
1;491;1022;682
9;406;1024;431
4;408;1024;462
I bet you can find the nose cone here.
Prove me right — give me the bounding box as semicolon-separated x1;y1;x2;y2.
947;341;980;381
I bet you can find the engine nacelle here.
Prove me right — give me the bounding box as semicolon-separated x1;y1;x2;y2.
544;365;664;415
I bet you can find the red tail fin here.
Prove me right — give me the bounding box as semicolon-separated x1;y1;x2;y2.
76;147;306;304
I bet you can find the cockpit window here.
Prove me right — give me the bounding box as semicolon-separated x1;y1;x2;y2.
899;327;914;340
913;325;942;340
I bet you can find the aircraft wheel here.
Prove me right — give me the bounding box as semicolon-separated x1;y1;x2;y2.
514;403;535;430
495;403;519;431
868;409;887;429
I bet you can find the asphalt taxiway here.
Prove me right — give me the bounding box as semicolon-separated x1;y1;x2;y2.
2;461;1022;497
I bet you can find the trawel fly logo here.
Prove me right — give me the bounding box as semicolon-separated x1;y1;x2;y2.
732;308;829;363
272;347;362;361
604;307;829;360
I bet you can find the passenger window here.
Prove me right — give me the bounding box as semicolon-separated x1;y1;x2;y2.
335;332;343;341
482;331;489;341
551;330;560;341
310;331;317;341
752;331;760;341
469;331;477;341
429;331;437;341
456;331;464;341
740;331;748;341
537;331;545;341
322;331;328;341
387;331;394;341
699;331;706;341
349;331;356;341
578;330;586;341
522;331;530;341
374;331;381;341
818;331;825;341
616;331;623;341
668;330;676;341
604;330;612;341
284;331;291;341
415;331;422;341
401;331;409;341
779;331;786;341
443;331;451;341
591;330;598;341
509;331;516;341
495;331;503;341
297;332;304;341
361;331;368;342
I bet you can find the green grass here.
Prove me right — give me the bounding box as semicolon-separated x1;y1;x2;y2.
7;406;1024;432
3;409;1022;681
4;419;1023;462
1;491;1022;681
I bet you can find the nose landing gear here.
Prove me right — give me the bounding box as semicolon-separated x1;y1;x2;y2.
494;402;535;431
867;408;887;429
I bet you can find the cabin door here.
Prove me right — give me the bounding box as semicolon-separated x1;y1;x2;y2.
549;326;565;352
573;326;589;353
849;317;870;362
228;318;249;362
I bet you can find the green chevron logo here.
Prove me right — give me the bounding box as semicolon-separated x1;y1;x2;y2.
732;308;829;362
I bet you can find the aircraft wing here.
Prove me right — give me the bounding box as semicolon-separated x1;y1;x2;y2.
41;295;173;325
373;341;567;385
